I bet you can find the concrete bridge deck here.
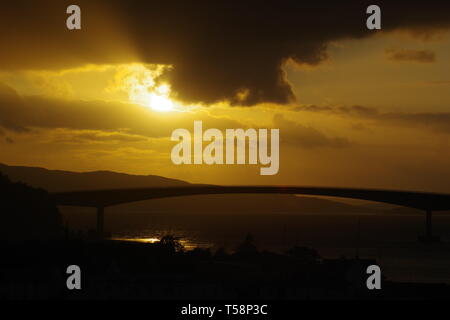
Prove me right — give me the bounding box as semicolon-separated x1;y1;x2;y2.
51;185;450;242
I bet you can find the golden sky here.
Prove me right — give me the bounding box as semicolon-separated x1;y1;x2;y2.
1;1;450;192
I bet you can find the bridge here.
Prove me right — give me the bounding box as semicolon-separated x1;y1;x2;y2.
51;185;450;242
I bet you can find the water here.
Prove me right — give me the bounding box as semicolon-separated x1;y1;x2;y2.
66;211;450;283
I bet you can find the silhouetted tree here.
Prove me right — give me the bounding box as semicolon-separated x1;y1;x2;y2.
214;247;228;260
235;234;258;258
285;246;321;263
0;173;63;241
188;247;212;260
157;235;184;253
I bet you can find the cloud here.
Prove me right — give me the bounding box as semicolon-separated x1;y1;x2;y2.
0;82;246;137
0;81;356;152
0;83;30;132
293;104;377;117
0;124;15;144
48;130;150;144
1;1;450;105
380;112;450;133
273;114;351;148
294;103;450;134
385;48;436;63
72;132;147;143
4;137;14;144
423;81;450;85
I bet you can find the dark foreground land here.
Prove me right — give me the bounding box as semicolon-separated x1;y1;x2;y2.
1;172;449;300
1;237;449;300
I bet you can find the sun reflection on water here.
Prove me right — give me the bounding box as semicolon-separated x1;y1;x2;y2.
111;236;211;250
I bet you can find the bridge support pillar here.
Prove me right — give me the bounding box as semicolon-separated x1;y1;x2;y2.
96;206;104;239
418;209;440;243
426;209;432;239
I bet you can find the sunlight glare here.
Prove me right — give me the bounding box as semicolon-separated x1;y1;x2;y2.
121;64;175;112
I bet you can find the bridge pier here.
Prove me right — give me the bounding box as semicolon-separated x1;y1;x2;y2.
96;206;104;239
426;209;432;239
418;209;440;243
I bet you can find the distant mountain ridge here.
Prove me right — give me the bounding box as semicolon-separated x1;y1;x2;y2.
0;163;382;216
0;163;188;192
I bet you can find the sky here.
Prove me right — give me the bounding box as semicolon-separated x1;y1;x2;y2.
1;1;450;192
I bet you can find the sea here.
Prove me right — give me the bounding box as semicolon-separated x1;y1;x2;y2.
99;212;450;284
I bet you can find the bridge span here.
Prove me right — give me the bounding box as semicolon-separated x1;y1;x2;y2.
51;185;450;242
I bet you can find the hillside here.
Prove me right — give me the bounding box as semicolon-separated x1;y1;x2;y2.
0;163;188;192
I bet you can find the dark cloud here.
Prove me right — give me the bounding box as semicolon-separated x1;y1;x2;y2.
0;83;30;132
0;82;353;148
294;103;450;134
381;112;450;134
4;137;14;144
273;114;351;148
71;132;148;143
423;81;450;85
0;117;15;143
0;83;245;137
293;104;378;117
48;131;150;144
385;48;436;63
351;123;371;131
0;1;449;106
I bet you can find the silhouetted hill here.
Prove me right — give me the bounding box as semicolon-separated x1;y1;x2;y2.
0;173;63;240
0;163;188;192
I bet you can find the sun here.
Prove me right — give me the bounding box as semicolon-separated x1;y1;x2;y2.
119;64;176;112
131;83;175;112
145;84;174;112
146;93;174;112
